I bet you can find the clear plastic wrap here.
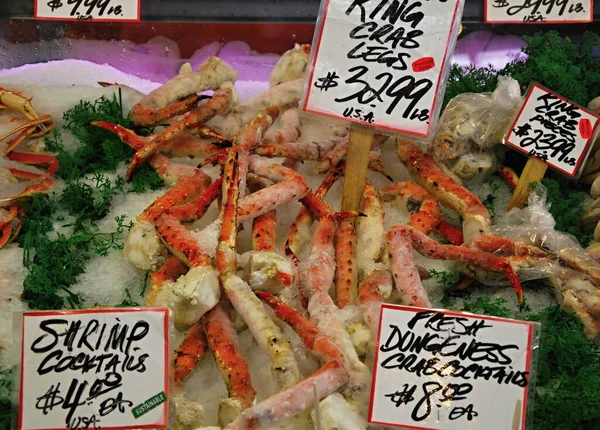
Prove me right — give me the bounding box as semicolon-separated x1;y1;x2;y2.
492;186;600;338
12;307;175;430
433;76;522;161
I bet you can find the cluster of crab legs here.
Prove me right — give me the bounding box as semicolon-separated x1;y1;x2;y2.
3;45;600;428
100;91;544;428
0;88;60;248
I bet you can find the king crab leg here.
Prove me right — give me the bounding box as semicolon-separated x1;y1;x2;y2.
301;214;371;412
254;139;336;161
242;175;294;293
222;291;348;430
204;301;256;427
387;225;525;308
259;105;301;146
211;79;304;138
217;149;301;393
129;57;238;126
90;121;214;187
284;162;345;257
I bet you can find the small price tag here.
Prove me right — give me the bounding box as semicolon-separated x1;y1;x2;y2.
485;0;593;23
18;308;170;430
34;0;141;22
369;305;536;430
302;0;463;137
505;83;599;178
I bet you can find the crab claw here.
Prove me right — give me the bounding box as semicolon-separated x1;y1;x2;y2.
1;115;54;154
0;168;53;206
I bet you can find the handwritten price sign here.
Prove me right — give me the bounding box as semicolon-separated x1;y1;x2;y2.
369;305;536;430
505;83;599;178
35;0;140;22
18;308;170;430
303;0;463;137
485;0;592;23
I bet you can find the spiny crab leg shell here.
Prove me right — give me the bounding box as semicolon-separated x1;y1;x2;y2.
129;56;238;126
204;303;256;409
173;321;208;384
1;115;54;154
217;149;241;277
389;225;524;308
126;87;235;182
380;181;441;235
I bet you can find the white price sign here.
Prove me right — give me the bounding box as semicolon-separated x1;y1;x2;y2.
485;0;593;23
18;308;170;430
369;305;536;430
35;0;140;22
302;0;463;137
505;83;599;178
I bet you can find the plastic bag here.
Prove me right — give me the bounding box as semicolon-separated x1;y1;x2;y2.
493;184;600;282
433;76;522;161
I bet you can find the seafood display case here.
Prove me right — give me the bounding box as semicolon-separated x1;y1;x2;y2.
2;1;600;430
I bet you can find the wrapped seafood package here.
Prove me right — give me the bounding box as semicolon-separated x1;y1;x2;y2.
433;76;523;179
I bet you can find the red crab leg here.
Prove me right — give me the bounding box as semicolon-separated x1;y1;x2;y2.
0;168;53;205
357;269;393;335
389;225;525;308
436;220;464;245
397;139;490;234
219;153;301;391
234;105;280;198
204;302;256;409
217;149;240;276
380;181;441;235
140;173;210;223
126;88;234;181
0;223;12;248
237;156;309;223
163;134;228;157
260;105;301;146
248;176;276;252
225;292;348;430
257;291;346;364
315;136;348;174
7;152;59;175
285;163;345;255
156;214;212;267
130;93;201;126
254;141;319;160
1;115;54;154
173;321;209;384
166;176;223;223
227;361;347;430
91;122;212;186
497;165;519;191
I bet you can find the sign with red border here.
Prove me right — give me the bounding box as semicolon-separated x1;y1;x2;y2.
302;0;463;138
34;0;141;22
505;83;600;178
368;304;535;430
18;308;169;430
484;0;593;24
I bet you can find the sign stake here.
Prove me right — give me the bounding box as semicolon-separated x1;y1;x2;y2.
313;382;322;430
341;127;374;213
507;157;548;211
